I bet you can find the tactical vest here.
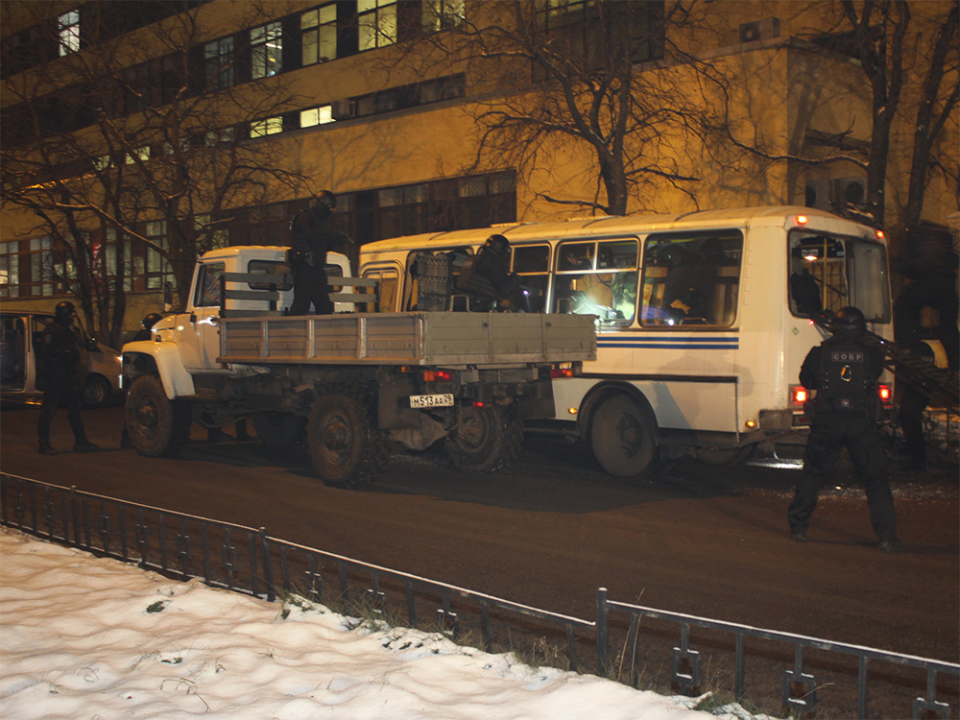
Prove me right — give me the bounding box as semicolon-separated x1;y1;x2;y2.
815;339;872;415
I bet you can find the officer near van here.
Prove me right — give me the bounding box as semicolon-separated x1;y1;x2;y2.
288;190;352;316
788;306;901;552
36;301;99;455
457;234;520;311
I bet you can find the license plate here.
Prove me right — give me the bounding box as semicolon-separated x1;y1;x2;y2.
410;393;455;408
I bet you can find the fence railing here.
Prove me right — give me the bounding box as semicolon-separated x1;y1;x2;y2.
2;472;956;719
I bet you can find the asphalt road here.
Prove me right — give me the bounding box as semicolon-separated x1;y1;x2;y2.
2;402;957;672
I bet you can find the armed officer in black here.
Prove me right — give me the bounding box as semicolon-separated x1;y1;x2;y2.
788;306;900;551
288;190;352;316
37;301;99;455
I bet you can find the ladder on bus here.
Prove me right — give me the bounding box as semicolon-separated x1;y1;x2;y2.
814;315;959;413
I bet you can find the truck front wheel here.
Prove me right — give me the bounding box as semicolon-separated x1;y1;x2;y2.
125;375;191;457
306;387;386;489
445;404;523;473
590;393;658;477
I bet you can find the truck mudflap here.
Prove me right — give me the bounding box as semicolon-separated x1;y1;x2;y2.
121;341;196;399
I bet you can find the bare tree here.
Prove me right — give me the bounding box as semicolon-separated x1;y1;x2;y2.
1;1;309;345
708;1;957;231
408;0;715;217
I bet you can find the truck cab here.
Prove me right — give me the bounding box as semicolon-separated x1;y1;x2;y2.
126;247;352;394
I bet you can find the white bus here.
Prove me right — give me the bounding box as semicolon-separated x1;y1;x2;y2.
357;206;894;476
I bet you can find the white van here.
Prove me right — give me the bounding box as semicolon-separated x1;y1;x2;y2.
0;311;122;408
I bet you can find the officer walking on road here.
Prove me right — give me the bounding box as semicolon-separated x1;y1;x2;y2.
288;190;352;316
788;306;901;551
36;301;99;455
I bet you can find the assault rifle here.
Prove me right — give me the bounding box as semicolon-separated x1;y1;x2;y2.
813;312;959;413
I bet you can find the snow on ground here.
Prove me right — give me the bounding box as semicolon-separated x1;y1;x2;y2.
0;528;766;719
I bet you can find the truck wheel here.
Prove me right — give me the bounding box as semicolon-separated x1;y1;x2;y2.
590;393;658;477
125;375;191;458
81;375;111;408
307;387;386;489
252;412;306;449
445;405;523;473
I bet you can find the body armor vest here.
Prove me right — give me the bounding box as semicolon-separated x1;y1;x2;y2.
815;338;871;415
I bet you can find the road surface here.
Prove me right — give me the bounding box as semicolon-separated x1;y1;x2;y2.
2;402;957;674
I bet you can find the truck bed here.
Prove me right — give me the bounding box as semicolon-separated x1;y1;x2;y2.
219;312;597;366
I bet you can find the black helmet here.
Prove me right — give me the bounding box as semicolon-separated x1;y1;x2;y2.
142;313;163;330
311;190;337;220
54;301;76;324
485;234;510;257
832;306;866;336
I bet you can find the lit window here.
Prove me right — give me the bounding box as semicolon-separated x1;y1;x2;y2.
300;105;334;127
358;0;397;51
58;10;80;56
250;117;284;137
93;155;112;171
251;21;282;79
301;5;338;66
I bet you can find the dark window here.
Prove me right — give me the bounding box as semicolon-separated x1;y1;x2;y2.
535;0;664;68
204;36;235;90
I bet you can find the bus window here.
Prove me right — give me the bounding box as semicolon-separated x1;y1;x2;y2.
554;239;638;326
789;233;890;322
363;267;400;312
641;231;742;327
848;241;890;323
511;244;550;313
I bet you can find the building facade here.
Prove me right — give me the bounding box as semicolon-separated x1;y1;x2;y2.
1;0;956;344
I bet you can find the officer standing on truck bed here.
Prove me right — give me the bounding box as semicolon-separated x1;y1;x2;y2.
288;190;352;316
788;306;901;552
36;301;99;455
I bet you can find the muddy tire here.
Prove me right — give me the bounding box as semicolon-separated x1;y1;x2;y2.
590;393;659;477
252;412;306;449
125;375;191;457
306;385;386;488
445;404;523;473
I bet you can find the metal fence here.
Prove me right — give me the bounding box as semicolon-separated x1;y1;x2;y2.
2;472;957;719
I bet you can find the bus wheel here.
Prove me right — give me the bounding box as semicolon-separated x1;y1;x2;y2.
695;445;754;466
446;405;523;473
590;394;658;477
307;386;386;489
252;412;306;449
125;375;191;458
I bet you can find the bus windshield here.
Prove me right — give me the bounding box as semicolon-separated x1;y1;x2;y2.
788;232;890;323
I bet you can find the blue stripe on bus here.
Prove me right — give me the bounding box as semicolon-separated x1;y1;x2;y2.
598;338;739;350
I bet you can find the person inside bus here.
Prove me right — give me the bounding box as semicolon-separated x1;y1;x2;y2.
790;253;822;316
457;234;520;311
661;244;706;323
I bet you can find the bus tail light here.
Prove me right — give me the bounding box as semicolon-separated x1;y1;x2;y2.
878;384;892;405
790;385;810;406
